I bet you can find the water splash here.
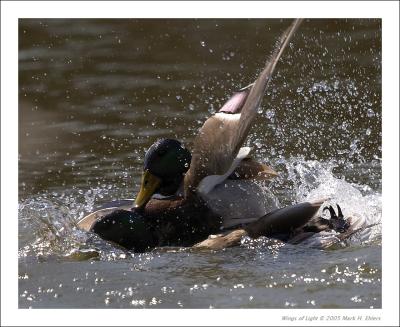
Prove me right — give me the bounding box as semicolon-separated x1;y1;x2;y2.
19;157;381;261
267;157;381;247
18;189;132;262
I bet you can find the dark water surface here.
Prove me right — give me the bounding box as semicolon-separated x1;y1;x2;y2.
19;19;381;308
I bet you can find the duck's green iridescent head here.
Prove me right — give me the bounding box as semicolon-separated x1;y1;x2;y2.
134;139;191;208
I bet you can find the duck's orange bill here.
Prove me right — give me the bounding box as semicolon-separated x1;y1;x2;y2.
134;170;161;209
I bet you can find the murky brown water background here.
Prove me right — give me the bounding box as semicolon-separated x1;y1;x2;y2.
19;19;381;308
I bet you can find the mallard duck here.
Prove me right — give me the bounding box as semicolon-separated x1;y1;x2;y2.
78;19;360;252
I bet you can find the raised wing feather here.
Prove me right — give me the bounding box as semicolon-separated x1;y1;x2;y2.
184;19;303;196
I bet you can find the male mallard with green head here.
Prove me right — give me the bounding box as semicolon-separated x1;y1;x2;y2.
78;19;365;252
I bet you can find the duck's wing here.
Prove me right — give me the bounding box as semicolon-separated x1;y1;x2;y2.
244;199;323;239
77;200;134;231
77;207;123;232
184;19;302;196
193;199;323;250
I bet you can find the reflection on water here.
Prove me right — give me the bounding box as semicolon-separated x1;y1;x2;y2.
19;19;381;308
19;244;381;309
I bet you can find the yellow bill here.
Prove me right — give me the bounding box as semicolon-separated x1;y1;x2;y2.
134;170;161;209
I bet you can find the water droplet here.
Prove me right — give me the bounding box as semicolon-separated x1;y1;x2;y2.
367;108;375;117
334;80;340;90
265;110;275;119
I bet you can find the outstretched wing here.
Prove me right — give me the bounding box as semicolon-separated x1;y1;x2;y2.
184;19;303;196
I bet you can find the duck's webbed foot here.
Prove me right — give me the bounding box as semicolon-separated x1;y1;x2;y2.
323;204;350;233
